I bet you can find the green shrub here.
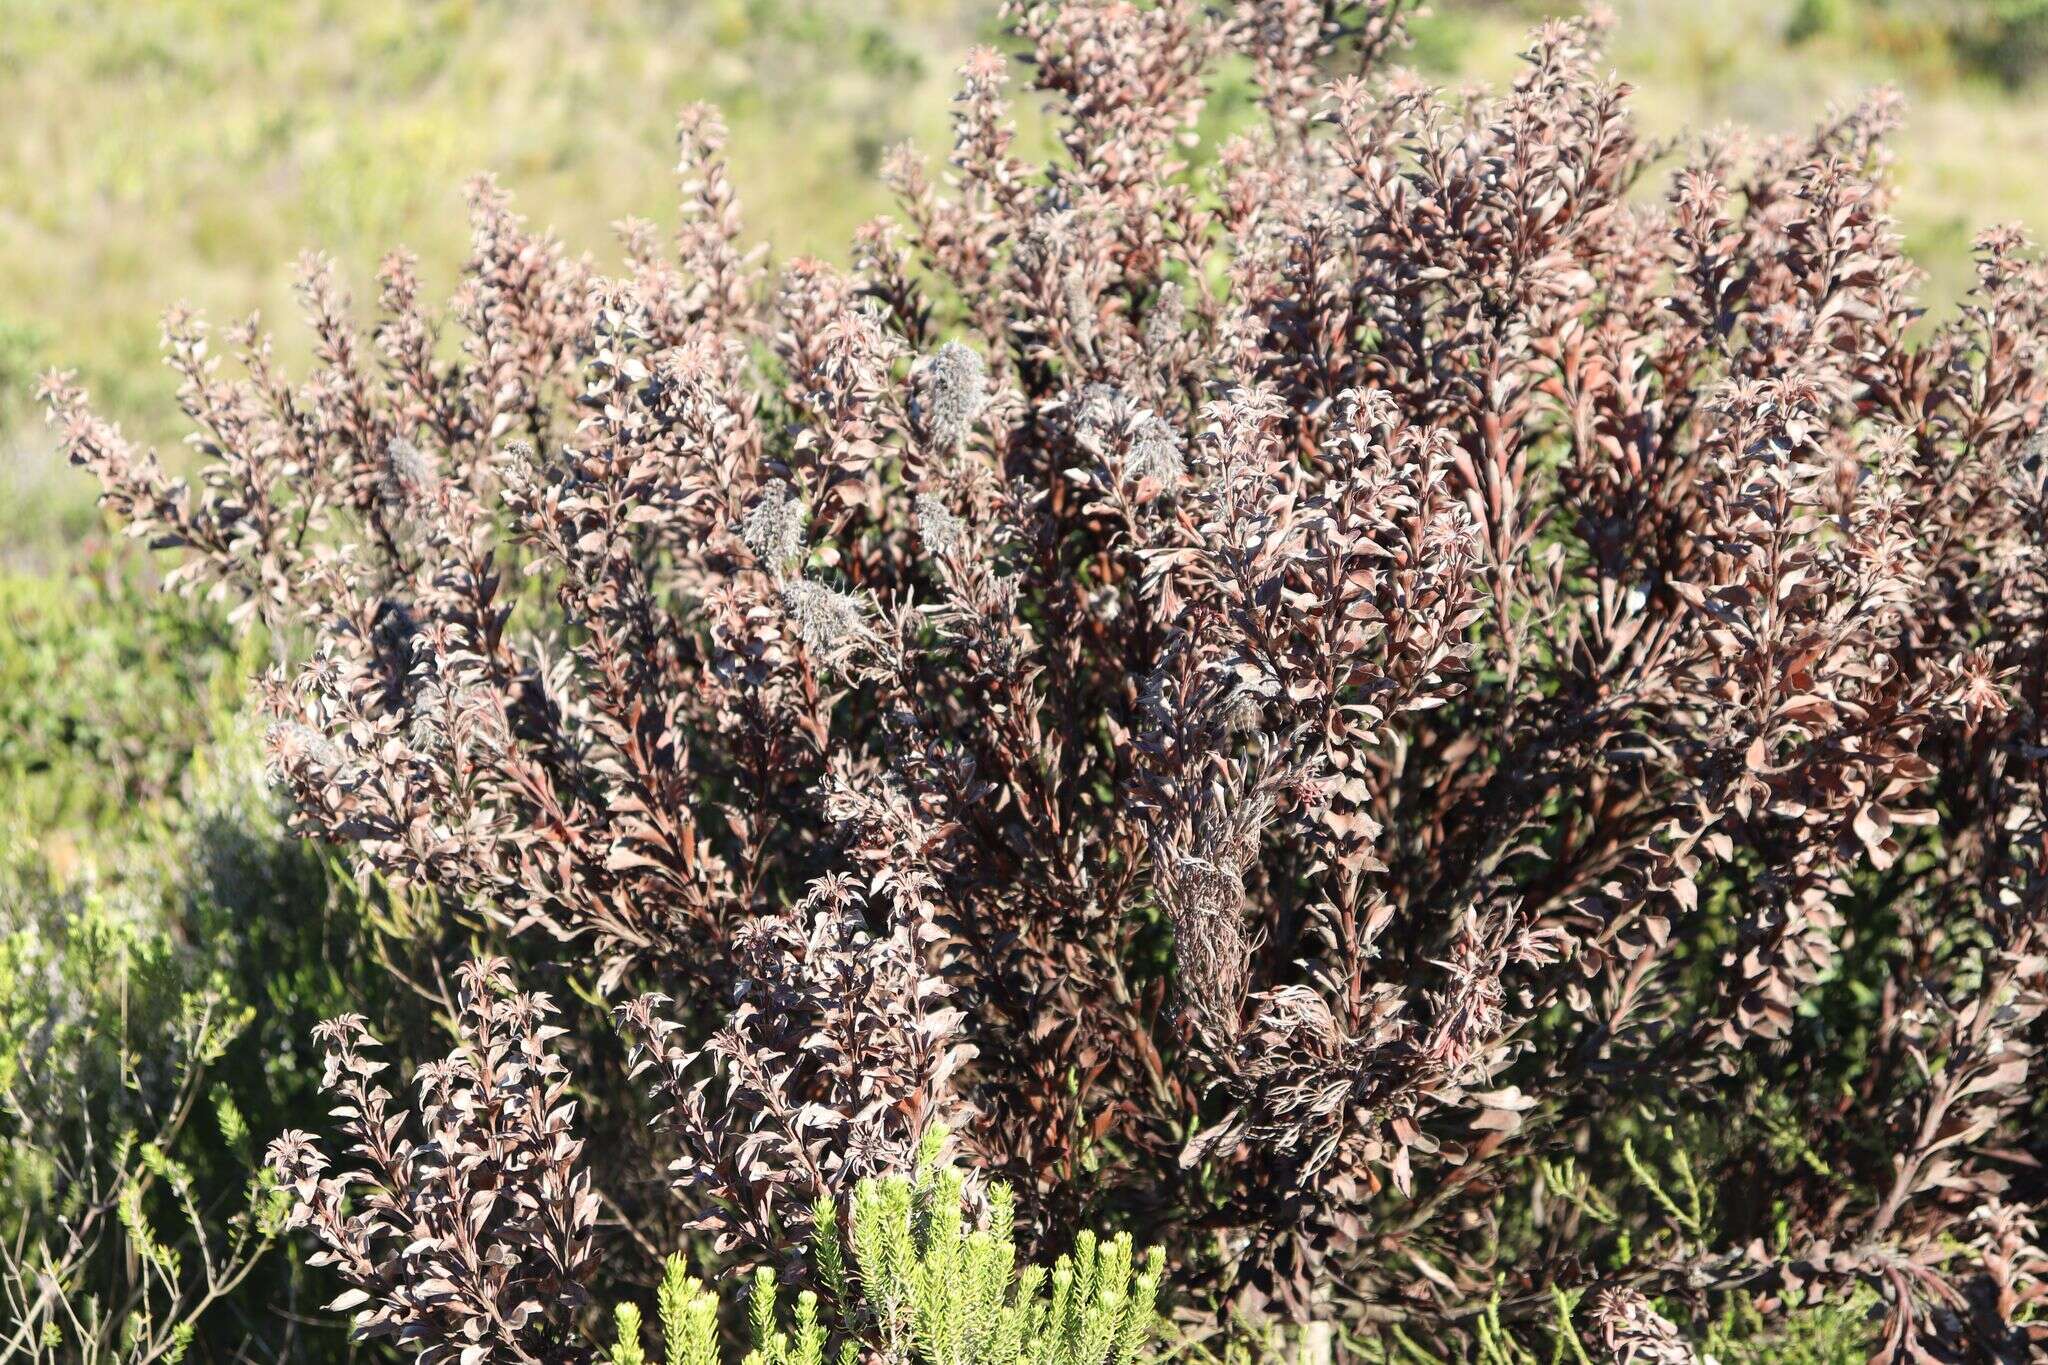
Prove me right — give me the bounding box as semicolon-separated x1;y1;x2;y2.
607;1134;1164;1365
0;683;430;1363
0;559;234;837
0;827;283;1364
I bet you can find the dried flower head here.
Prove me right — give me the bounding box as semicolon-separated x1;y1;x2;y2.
916;490;968;560
915;341;988;451
781;577;871;658
741;479;808;578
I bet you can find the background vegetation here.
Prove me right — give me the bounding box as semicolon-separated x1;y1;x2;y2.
8;0;2048;560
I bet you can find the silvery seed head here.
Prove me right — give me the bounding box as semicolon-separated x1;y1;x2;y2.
741;480;808;579
920;342;988;452
782;578;871;657
916;491;967;560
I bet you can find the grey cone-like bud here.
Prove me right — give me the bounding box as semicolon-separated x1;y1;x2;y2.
915;491;967;560
383;436;441;507
920;342;988;451
781;578;870;656
1063;265;1097;352
269;721;343;773
1126;415;1186;493
1144;280;1184;355
741;480;808;578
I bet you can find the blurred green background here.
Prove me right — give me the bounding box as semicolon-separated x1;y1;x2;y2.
5;0;2047;570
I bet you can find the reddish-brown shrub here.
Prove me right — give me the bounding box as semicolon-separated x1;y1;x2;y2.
46;2;2048;1359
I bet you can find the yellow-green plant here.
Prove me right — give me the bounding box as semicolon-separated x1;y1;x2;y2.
610;1133;1162;1365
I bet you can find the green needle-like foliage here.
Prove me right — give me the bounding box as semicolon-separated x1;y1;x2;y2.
619;1134;1162;1365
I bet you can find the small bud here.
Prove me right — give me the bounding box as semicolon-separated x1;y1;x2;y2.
915;491;967;560
741;480;808;578
781;578;871;657
918;342;988;451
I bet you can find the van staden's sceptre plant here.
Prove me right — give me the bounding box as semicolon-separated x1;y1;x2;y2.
41;0;2048;1360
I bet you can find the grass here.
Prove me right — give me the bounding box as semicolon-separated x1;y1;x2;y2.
0;0;992;563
